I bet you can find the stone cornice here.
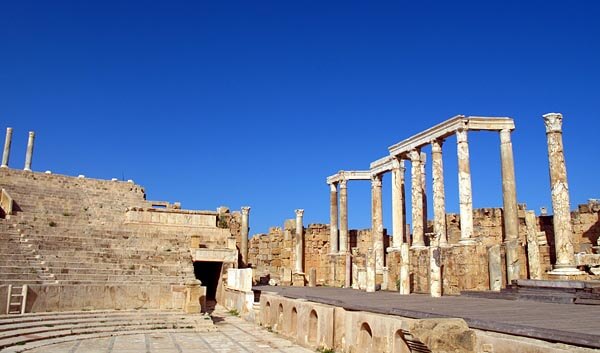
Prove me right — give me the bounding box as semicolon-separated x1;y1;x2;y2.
388;115;515;157
326;170;372;184
370;156;393;176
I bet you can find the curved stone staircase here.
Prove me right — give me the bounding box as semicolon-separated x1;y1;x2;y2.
0;310;214;352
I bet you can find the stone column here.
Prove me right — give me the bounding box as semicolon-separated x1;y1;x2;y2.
366;248;376;293
421;152;428;233
429;246;441;297
240;207;251;267
1;127;12;168
294;209;305;273
499;129;520;282
329;183;339;254
24;131;35;172
339;179;349;253
399;243;410;294
543;113;584;275
456;129;475;244
391;158;406;248
371;174;384;273
431;139;447;245
409;150;425;248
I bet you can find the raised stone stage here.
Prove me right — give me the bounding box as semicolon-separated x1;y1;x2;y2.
255;285;600;350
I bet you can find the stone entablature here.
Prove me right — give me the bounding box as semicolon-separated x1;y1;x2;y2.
125;207;218;228
192;248;237;263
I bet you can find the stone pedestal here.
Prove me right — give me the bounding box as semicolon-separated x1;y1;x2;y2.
308;268;317;287
1;127;12;168
24;131;35;172
292;273;306;287
184;279;206;313
456;129;475;244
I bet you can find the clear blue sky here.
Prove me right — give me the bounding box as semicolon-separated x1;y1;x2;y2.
1;1;599;237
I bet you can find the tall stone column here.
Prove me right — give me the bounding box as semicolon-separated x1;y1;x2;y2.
240;207;251;267
456;129;475;244
371;174;384;273
421;152;428;233
1;127;12;168
431;139;447;245
543;113;584;275
409;149;425;248
391;158;406;248
339;179;349;253
329;183;339;254
295;209;305;273
499;129;520;282
24;131;35;172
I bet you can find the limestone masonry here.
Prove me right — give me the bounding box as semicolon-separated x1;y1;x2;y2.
1;114;599;353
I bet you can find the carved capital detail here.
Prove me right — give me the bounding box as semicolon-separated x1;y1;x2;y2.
241;206;251;215
543;113;563;133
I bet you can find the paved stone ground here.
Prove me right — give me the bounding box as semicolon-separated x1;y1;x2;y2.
26;308;312;353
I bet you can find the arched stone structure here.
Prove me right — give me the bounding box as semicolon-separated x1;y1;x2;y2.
308;310;319;344
358;322;373;353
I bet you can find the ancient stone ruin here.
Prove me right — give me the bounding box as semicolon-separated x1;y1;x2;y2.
1;113;599;353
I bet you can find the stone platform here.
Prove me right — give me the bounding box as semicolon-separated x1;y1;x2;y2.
254;285;600;349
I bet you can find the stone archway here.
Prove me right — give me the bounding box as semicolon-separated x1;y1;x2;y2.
308;310;318;344
358;322;373;353
290;307;298;337
276;303;284;331
393;330;410;353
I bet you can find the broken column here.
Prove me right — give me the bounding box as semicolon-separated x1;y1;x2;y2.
429;245;442;297
525;211;544;280
1;127;12;168
488;245;502;291
399;243;410;294
366;248;376;293
431;139;447;245
371;174;384;273
391;158;406;249
240;206;251;267
294;209;304;273
24;131;35;172
543;113;583;275
409;149;425;248
456;128;475;244
329;182;339;254
500;128;520;283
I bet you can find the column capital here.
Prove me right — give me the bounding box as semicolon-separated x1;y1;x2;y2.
295;209;304;217
371;174;382;187
500;128;512;143
339;179;348;189
542;112;563;133
329;183;337;192
28;131;35;138
408;149;421;162
420;151;427;164
241;206;251;215
431;139;444;153
391;157;405;171
456;128;468;143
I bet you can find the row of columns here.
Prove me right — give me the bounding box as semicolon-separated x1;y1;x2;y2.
1;128;35;171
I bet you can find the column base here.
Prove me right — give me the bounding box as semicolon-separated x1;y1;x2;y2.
0;165;7;168
459;238;477;245
548;267;586;276
23;168;32;172
410;244;426;249
386;246;403;253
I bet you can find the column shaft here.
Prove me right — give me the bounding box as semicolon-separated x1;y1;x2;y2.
456;129;475;243
1;127;12;168
500;129;520;281
295;209;304;273
329;183;339;254
24;131;35;171
421;152;428;233
431;140;447;245
371;174;384;273
240;207;250;267
543;113;583;275
339;180;349;253
409;150;425;248
391;158;405;248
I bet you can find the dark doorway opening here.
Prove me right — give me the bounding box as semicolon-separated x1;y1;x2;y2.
193;261;223;300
